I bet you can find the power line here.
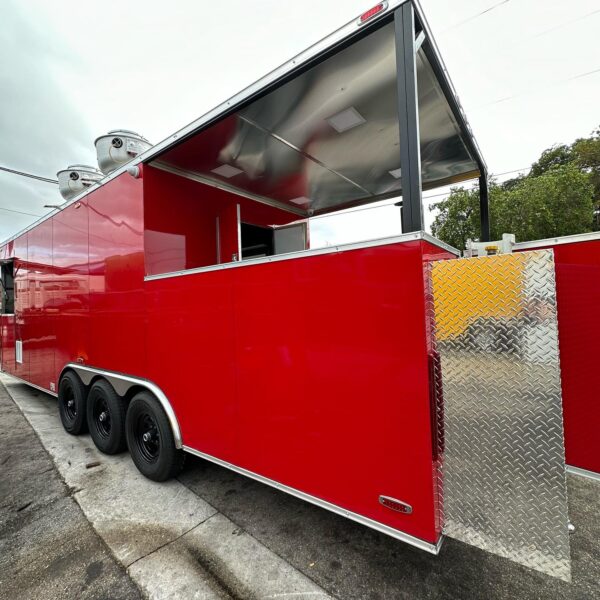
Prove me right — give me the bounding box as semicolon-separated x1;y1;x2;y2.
567;67;600;82
0;206;44;218
476;66;600;109
533;8;600;38
441;0;510;33
0;164;58;184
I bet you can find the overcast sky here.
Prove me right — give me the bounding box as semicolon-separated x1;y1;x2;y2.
1;0;599;246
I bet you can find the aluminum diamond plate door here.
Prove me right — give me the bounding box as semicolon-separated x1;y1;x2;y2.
429;250;571;581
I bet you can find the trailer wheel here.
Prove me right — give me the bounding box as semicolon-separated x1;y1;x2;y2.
58;371;88;435
126;391;184;481
86;379;127;454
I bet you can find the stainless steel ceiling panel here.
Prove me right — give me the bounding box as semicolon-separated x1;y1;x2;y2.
157;15;480;215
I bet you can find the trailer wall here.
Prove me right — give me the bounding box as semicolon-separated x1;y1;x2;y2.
145;239;450;544
516;239;600;476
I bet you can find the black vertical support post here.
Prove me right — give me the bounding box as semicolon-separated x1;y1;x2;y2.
395;2;423;233
479;172;490;242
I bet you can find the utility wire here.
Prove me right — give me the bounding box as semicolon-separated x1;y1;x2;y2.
0;164;58;184
440;0;510;33
0;206;44;218
476;66;600;109
533;8;600;38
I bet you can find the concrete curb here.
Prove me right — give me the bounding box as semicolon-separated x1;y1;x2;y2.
1;373;332;600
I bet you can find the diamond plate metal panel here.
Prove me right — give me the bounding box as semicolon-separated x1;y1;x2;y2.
429;250;571;581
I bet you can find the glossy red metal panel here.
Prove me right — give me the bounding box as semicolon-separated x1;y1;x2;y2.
25;219;55;389
145;269;239;461
518;240;600;475
0;314;15;374
53;202;90;379
144;167;219;275
87;173;146;377
233;242;438;542
13;234;29;380
148;240;441;544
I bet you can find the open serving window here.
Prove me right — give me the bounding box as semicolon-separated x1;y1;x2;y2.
142;0;489;277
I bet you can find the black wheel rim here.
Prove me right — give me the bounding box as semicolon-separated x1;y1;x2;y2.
135;412;160;462
92;395;111;438
64;385;77;422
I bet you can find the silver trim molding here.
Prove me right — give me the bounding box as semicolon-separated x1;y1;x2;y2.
145;231;459;282
60;364;183;449
183;444;442;555
567;465;600;483
514;231;600;251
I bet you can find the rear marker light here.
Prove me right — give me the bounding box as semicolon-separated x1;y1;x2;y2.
379;495;413;514
358;2;387;25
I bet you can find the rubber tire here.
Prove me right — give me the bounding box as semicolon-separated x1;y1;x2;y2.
58;371;88;435
86;379;127;455
126;391;184;481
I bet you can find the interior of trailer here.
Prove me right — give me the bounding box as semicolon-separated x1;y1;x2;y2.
142;11;481;278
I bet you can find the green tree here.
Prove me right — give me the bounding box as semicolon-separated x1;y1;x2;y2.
431;127;598;248
431;186;481;250
494;164;594;242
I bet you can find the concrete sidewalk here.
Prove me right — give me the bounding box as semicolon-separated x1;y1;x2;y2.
0;374;331;600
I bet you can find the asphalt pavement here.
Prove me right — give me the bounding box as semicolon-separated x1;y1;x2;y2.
0;380;141;600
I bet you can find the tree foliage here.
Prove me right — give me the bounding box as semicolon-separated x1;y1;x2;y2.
430;127;600;249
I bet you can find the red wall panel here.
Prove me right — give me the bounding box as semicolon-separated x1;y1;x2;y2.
144;167;219;275
53;201;90;379
145;269;239;462
146;239;446;544
0;315;15;374
26;219;55;389
13;234;29;381
518;241;600;475
87;173;146;377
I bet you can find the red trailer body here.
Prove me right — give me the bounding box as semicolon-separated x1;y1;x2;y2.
0;0;579;578
0;165;453;549
516;234;600;478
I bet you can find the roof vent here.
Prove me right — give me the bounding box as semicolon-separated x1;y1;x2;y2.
94;129;151;175
56;164;104;200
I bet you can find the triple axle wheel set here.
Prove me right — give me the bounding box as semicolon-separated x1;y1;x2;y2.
57;371;184;480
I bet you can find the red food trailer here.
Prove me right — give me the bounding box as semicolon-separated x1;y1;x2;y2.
0;0;583;582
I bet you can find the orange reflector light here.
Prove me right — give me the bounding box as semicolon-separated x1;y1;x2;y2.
359;2;387;24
